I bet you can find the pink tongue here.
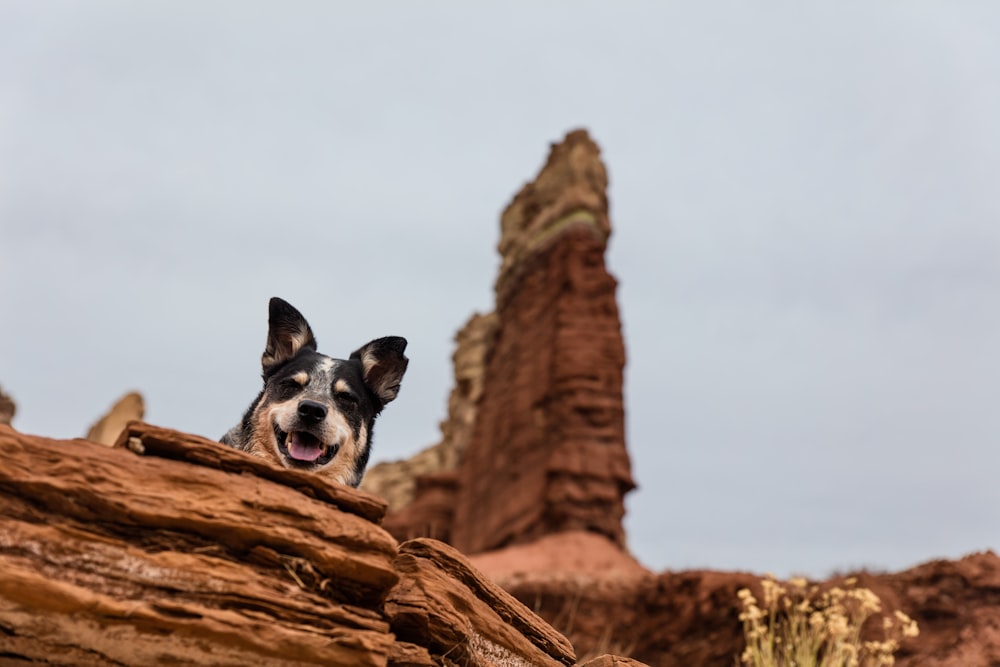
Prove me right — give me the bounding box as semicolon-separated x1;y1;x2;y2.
287;432;324;462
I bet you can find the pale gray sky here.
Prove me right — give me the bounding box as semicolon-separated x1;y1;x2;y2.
2;2;998;578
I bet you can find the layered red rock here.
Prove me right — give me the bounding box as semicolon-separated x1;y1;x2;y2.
450;129;633;554
386;538;575;667
0;423;397;665
0;423;586;666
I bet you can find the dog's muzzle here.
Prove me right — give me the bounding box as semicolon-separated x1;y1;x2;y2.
273;422;339;467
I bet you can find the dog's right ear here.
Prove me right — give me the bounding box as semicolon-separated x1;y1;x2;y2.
351;336;408;408
261;297;317;374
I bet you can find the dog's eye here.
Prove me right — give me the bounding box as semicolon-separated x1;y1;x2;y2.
335;391;358;405
279;377;305;392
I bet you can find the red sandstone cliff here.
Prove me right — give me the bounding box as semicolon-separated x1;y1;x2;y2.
453;130;632;554
377;130;634;555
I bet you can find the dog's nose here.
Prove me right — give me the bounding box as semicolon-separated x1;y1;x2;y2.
297;400;327;423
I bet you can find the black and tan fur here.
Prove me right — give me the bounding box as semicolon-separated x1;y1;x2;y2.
221;297;407;487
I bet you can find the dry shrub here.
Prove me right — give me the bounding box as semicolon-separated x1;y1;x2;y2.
737;575;918;667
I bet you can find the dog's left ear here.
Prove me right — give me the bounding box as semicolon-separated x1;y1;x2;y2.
262;297;318;374
351;336;408;406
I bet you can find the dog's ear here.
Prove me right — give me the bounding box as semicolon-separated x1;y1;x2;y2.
351;336;408;406
262;297;317;374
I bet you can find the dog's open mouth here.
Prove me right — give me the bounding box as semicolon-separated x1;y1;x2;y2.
273;424;339;467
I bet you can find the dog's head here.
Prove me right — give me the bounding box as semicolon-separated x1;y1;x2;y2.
243;297;407;487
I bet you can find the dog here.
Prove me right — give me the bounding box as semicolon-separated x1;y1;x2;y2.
221;297;408;487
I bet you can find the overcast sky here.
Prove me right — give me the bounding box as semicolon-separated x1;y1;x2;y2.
2;2;998;579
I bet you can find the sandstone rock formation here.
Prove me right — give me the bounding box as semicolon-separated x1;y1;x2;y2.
0;422;589;666
0;423;395;666
452;130;632;555
0;385;14;426
378;129;633;556
84;390;144;445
